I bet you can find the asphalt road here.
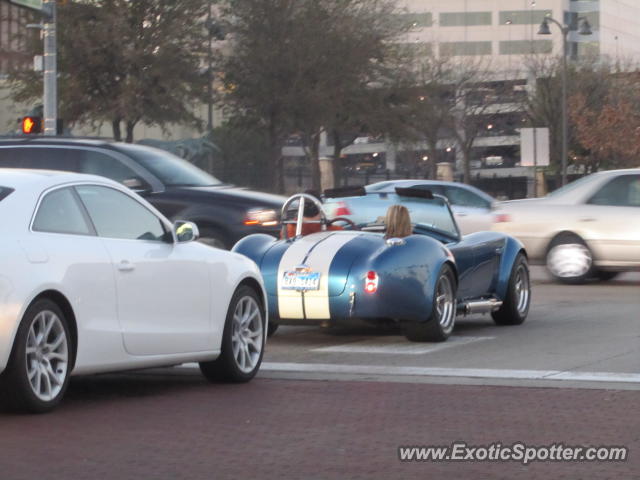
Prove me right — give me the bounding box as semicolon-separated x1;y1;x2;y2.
260;267;640;391
0;267;638;479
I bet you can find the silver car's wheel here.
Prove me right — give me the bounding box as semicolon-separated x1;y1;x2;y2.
199;285;265;383
0;299;72;413
546;235;593;284
230;296;263;374
26;310;69;402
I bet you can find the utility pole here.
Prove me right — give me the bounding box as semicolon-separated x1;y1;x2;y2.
42;0;57;136
206;0;213;131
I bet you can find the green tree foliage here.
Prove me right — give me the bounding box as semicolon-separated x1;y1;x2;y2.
7;0;209;142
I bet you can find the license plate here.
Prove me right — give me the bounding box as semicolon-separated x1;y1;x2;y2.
282;271;321;290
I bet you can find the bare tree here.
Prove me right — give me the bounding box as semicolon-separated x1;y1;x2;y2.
522;54;613;180
448;58;506;184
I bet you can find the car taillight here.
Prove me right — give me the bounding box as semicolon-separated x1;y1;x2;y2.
334;201;352;216
364;270;378;293
493;213;512;223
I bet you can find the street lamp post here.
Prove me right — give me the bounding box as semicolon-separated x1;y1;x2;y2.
538;16;592;186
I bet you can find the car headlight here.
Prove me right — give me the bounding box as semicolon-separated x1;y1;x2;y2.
244;208;279;227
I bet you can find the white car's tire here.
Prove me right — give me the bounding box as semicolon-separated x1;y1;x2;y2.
200;286;265;383
546;234;594;284
0;299;72;414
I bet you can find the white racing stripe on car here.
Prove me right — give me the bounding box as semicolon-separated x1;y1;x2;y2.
276;234;331;319
277;232;356;320
302;233;358;319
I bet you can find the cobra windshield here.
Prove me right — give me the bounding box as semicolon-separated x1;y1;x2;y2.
325;186;459;238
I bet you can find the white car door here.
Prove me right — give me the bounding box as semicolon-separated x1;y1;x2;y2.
582;174;640;264
75;184;212;356
30;186;120;366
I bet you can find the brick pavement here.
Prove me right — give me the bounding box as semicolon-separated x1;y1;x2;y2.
0;374;637;480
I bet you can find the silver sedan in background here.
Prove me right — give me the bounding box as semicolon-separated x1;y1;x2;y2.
492;168;640;283
323;180;496;235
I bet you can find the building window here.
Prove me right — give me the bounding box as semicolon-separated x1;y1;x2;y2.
577;41;600;58
397;12;433;29
399;42;433;59
440;41;492;56
499;10;552;25
499;40;553;55
439;12;492;27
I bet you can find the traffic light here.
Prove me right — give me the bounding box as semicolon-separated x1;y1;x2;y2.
22;116;42;135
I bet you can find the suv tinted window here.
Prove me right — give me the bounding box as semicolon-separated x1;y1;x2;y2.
77;150;149;187
113;144;221;187
76;185;168;241
0;147;79;171
33;187;92;235
0;149;22;167
588;175;640;207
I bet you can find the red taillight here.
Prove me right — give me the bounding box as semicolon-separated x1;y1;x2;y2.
494;213;511;223
365;270;378;293
334;201;352;216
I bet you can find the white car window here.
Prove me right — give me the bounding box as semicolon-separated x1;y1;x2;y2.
33;187;92;235
588;175;640;207
76;185;168;242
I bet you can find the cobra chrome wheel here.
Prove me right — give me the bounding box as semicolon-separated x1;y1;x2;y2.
434;273;456;333
492;253;531;326
200;286;265;383
404;264;457;342
513;262;530;317
0;299;72;413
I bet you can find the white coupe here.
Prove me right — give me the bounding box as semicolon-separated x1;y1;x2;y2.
0;170;267;413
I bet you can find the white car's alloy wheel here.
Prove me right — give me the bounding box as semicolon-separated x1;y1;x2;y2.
26;310;69;402
547;243;592;279
231;296;263;374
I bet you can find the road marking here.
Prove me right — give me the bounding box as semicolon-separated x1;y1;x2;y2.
311;335;494;355
258;362;640;384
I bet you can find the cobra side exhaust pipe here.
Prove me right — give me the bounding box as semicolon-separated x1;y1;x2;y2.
461;298;503;315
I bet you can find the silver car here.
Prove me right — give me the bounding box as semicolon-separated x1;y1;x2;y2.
492;168;640;283
323;180;496;235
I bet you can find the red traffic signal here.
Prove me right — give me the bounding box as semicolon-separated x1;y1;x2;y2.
22;116;42;135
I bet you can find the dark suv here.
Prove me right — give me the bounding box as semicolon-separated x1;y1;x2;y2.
0;138;285;248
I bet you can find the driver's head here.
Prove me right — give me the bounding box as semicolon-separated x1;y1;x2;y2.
385;204;412;238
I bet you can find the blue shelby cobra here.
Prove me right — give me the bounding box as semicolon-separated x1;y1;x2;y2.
233;187;531;342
